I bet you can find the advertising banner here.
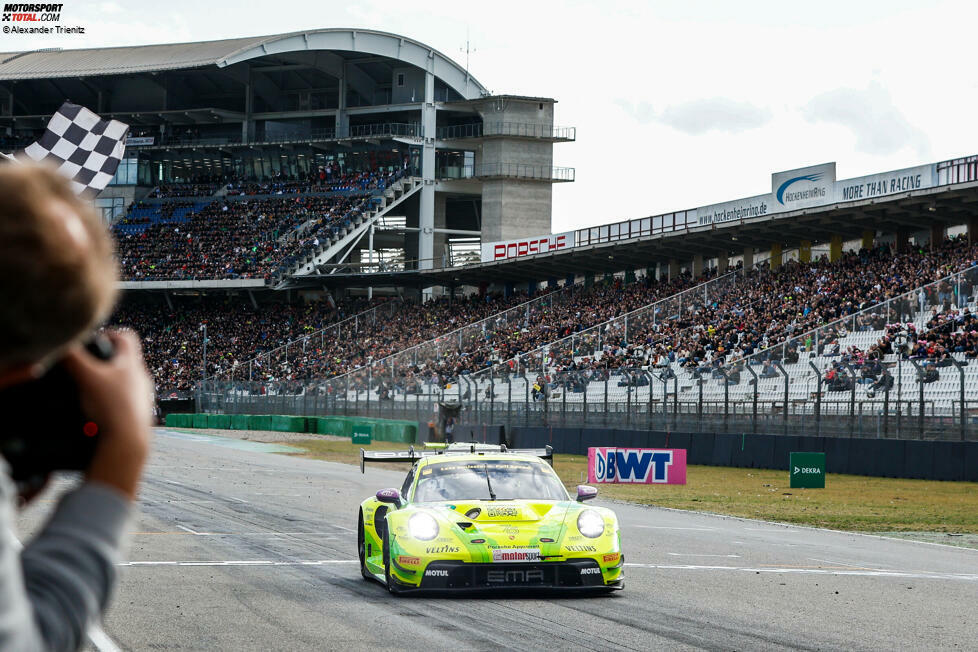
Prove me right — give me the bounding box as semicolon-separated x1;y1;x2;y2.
587;447;687;485
125;136;154;146
696;193;771;227
771;162;836;211
789;452;825;488
480;231;573;262
836;164;935;203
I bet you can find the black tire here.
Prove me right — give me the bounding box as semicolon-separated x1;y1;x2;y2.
357;511;370;580
382;533;396;593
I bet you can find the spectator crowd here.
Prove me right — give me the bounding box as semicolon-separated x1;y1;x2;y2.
113;167;406;281
109;235;978;397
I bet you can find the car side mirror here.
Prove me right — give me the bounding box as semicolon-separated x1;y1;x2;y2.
376;488;402;506
576;485;598;502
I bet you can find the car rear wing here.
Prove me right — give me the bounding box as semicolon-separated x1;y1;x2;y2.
360;443;554;473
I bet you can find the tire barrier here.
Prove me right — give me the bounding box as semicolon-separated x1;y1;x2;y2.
164;413;417;443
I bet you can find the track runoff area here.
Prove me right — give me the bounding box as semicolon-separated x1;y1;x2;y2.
14;429;976;651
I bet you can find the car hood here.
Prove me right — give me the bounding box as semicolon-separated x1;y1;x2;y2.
426;500;564;524
415;500;573;547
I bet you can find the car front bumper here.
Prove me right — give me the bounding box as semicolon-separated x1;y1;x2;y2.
390;559;623;593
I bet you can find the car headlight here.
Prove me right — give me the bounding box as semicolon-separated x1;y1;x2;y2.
577;509;605;538
408;512;439;540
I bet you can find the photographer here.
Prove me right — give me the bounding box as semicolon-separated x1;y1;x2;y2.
0;165;153;650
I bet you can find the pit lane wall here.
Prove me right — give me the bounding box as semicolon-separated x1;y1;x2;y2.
164;413;417;443
450;425;978;482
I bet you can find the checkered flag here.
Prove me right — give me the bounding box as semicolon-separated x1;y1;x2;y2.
16;102;129;196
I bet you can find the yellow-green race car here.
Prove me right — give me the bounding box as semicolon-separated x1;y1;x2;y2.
357;443;624;594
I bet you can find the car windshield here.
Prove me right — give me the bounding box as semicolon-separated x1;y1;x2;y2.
413;459;568;503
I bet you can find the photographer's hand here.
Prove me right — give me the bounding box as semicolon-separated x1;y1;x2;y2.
63;330;153;501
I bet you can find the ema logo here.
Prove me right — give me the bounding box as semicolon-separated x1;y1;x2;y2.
588;447;687;485
776;173;826;205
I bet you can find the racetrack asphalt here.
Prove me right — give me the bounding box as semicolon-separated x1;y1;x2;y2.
18;429;978;651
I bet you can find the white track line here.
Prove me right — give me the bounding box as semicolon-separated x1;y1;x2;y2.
807;556;892;571
175;525;200;535
197;532;336;537
626;563;978;582
630;525;716;531
666;553;740;558
115;559;978;582
120;560;357;567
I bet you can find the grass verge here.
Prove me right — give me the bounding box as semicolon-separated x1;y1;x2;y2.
187;432;978;536
284;439;978;534
555;454;978;533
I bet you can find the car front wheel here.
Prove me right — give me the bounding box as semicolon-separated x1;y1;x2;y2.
382;534;396;593
357;511;370;580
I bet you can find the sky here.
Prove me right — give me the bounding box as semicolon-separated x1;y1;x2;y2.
9;0;978;232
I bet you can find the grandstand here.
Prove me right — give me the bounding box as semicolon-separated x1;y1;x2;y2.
5;29;978;441
0;29;574;291
199;237;978;440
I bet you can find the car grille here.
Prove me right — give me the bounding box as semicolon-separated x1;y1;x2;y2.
419;559;605;589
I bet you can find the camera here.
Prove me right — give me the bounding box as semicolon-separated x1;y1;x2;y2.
0;335;114;488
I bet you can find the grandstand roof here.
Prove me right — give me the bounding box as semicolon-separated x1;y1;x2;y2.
0;28;488;99
284;175;978;290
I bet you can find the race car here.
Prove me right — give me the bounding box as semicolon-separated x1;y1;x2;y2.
356;442;623;593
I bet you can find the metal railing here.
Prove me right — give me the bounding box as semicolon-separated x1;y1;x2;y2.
440;164;575;182
196;367;978;443
204;260;766;409
569;153;978;251
127;123;421;149
437;122;576;141
347;122;420;139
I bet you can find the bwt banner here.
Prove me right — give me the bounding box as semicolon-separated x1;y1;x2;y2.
587;448;687;485
480;231;573;262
